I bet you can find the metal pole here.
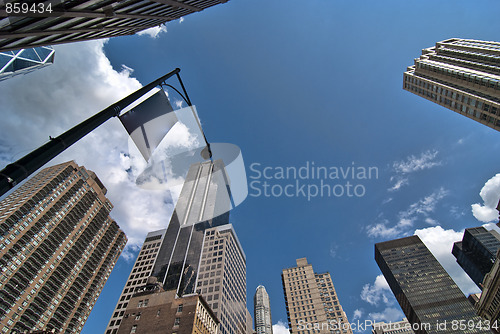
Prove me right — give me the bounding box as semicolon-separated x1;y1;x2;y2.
0;68;181;197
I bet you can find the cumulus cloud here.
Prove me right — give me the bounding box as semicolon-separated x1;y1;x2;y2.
360;275;392;306
137;25;167;38
367;308;404;323
388;150;442;191
415;226;479;296
367;188;448;238
273;321;290;334
352;309;363;320
472;173;500;222
0;40;183;254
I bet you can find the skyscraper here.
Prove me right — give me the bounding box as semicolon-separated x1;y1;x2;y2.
281;258;352;334
452;226;500;289
0;161;127;334
375;235;489;334
106;229;167;334
0;0;231;52
254;285;273;334
403;38;500;131
110;160;248;334
475;249;500;327
0;46;54;81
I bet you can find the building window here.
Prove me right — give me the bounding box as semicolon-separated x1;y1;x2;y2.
174;318;180;326
130;325;137;334
135;313;141;320
177;304;183;313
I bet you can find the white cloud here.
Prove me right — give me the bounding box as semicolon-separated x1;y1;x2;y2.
0;40;187;255
472;173;500;223
360;275;392;306
393;150;441;174
273;321;290;334
353;309;363;320
388;150;442;191
179;17;185;23
367;188;448;238
137;25;167;38
367;308;404;323
415;226;480;296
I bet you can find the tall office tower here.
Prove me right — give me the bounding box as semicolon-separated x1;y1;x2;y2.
403;38;500;131
281;258;352;334
254;285;273;334
452;226;500;289
245;308;254;334
371;318;415;334
476;249;500;328
0;46;54;81
105;229;167;334
0;0;231;52
375;236;489;334
110;160;247;334
0;161;127;334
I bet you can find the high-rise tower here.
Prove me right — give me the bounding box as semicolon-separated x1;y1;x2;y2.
0;46;55;81
0;161;127;334
254;285;273;334
0;0;231;52
111;160;248;334
281;258;352;334
452;226;500;289
403;38;500;131
375;235;489;334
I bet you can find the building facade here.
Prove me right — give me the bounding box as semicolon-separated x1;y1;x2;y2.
109;160;248;334
254;285;272;334
372;318;415;334
375;235;489;334
0;161;127;333
0;46;54;81
452;226;500;289
106;229;167;334
116;285;219;334
0;0;230;52
476;249;500;331
403;38;500;131
281;258;352;334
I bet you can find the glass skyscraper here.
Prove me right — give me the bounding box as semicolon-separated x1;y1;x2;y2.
0;46;54;81
108;160;248;334
452;226;500;289
403;38;500;131
375;235;489;334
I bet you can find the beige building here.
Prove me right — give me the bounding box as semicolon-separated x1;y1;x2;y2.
116;283;219;334
476;249;500;332
281;258;352;334
403;38;500;131
106;229;167;334
0;161;127;333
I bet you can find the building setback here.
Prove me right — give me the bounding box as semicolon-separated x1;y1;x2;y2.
281;258;352;334
254;285;273;334
106;229;167;334
0;161;127;333
375;235;489;334
452;226;500;289
0;0;230;52
403;38;500;131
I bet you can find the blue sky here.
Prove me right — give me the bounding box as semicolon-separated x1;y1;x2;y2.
1;0;500;333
